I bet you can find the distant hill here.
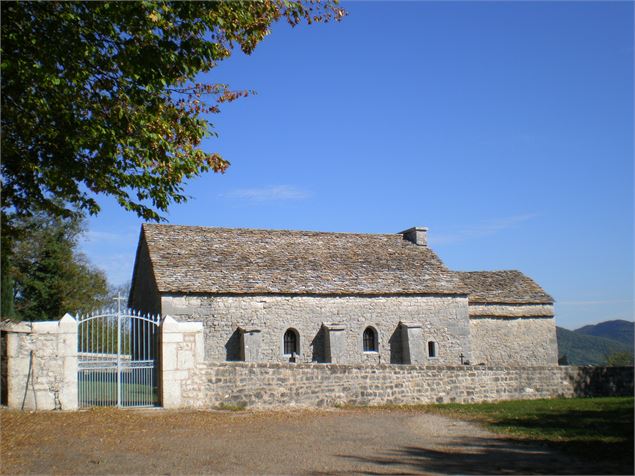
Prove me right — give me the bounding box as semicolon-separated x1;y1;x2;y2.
574;320;634;348
556;325;633;366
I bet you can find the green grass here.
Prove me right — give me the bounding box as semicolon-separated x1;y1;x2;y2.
78;380;158;406
426;397;634;469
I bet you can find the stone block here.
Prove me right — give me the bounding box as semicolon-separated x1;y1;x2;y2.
31;321;59;333
161;378;183;409
161;344;178;371
5;333;21;358
195;333;205;362
165;369;189;380
400;322;425;364
58;314;78;332
177;322;204;333
177;350;194;369
162;333;184;343
323;323;346;364
161;315;181;332
239;328;262;362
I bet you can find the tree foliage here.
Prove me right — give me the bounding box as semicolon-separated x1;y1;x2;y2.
1;227;16;319
606;351;634;367
9;211;109;321
1;0;344;222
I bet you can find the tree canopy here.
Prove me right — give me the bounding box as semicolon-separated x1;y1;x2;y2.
1;1;344;223
8;211;109;321
606;351;634;367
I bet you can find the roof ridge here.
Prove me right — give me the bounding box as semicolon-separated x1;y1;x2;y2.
457;270;524;275
142;223;403;238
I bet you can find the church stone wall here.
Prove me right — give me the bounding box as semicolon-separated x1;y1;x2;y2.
161;294;471;366
468;303;554;318
469;315;558;366
129;236;161;316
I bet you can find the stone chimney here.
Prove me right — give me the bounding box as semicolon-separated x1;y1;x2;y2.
400;227;428;246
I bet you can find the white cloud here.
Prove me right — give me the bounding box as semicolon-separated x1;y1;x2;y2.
222;185;311;202
429;213;538;245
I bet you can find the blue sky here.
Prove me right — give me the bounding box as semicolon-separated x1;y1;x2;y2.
80;1;634;330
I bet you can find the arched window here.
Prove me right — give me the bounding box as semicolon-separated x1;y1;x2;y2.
363;327;378;352
283;329;299;356
428;341;438;358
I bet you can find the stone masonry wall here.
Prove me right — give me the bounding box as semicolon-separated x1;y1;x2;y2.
469;316;558;366
468;303;554;317
129;235;162;316
1;315;78;410
1;331;7;405
181;362;634;409
161;294;471;365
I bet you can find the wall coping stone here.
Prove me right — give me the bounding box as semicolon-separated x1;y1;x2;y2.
0;321;32;333
0;315;77;334
162;315;203;333
322;322;346;331
399;321;423;328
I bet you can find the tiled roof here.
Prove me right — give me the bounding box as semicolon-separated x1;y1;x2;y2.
141;224;465;295
456;270;554;304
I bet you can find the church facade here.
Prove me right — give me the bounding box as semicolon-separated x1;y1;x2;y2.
129;224;558;367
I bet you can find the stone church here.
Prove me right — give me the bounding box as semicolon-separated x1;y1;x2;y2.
129;224;558;367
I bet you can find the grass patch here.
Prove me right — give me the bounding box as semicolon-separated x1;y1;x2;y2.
78;380;158;407
426;397;634;470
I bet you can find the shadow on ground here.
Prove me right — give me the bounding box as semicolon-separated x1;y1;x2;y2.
336;437;634;475
335;404;634;475
337;437;580;475
488;405;634;474
340;399;634;475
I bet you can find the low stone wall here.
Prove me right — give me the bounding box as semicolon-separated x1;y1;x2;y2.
182;362;634;409
1;315;78;410
2;313;631;411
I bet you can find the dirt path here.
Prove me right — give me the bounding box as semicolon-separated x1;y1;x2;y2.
0;407;609;475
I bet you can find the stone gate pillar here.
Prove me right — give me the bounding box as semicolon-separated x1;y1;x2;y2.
160;316;204;409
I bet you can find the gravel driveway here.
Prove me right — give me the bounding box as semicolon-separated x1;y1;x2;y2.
0;407;607;475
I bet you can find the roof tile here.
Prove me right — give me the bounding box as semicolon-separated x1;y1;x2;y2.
142;224;464;295
456;270;554;304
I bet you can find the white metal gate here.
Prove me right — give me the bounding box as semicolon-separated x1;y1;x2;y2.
77;299;160;408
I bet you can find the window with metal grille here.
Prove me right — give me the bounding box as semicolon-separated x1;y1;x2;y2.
428;341;437;358
283;329;298;355
363;327;377;352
